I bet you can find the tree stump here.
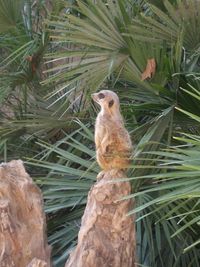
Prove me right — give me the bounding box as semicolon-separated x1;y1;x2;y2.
0;160;51;267
65;169;136;267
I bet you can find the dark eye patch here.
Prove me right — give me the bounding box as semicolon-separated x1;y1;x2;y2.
108;99;114;108
98;93;105;99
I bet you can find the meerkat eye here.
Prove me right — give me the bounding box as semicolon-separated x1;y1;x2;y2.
108;99;114;108
98;93;105;99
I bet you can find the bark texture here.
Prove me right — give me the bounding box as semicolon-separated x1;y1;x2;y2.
0;160;51;267
65;169;136;267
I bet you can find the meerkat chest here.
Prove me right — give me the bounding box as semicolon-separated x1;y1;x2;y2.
95;114;108;141
95;113;124;143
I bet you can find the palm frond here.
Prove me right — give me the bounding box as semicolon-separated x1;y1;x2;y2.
0;0;23;33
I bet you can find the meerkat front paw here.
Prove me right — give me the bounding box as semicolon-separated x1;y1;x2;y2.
97;171;106;181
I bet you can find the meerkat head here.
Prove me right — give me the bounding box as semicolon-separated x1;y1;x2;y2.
91;90;120;112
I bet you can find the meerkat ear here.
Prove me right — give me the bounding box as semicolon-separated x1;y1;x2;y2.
108;99;114;108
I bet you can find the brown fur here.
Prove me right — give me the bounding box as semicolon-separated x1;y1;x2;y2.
91;90;132;171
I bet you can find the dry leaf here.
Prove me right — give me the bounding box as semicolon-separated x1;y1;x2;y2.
26;55;37;73
141;58;156;81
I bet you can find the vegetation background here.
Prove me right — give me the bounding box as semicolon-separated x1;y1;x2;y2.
0;0;200;266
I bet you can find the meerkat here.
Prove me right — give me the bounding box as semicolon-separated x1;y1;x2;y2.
91;90;132;171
